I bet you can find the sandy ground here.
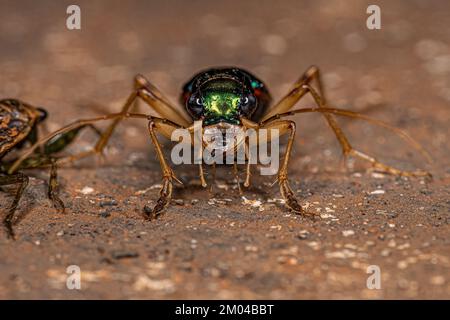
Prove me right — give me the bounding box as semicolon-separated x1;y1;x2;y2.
0;0;449;299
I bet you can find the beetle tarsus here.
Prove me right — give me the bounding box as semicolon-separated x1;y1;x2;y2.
145;177;173;220
49;195;65;214
279;178;317;217
3;198;22;240
3;216;16;240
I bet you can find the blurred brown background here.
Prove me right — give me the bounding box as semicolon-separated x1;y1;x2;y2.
0;0;448;299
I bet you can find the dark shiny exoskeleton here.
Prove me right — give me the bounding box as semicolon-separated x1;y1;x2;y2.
181;67;272;125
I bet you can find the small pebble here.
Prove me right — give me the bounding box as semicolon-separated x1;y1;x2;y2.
143;205;153;215
174;199;184;206
371;172;386;179
325;249;356;259
100;210;111;218
80;186;94;195
342;230;355;237
320;213;336;219
388;240;397;248
297;230;310;240
307;241;321;250
99;200;118;207
397;243;410;250
244;245;258;252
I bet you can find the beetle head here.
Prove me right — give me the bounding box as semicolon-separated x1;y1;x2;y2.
186;78;257;126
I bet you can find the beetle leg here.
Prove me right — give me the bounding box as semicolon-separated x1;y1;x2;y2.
146;119;185;220
4;123;102;220
48;158;64;213
277;122;304;215
261;65;326;121
209;163;216;194
16;155;66;213
261;65;430;177
9;113;189;221
30;74;189;171
255;119;317;217
94;74;190;156
233;162;242;194
198;164;207;188
42;124;101;156
0;173;29;239
244;141;251;187
9;112;152;174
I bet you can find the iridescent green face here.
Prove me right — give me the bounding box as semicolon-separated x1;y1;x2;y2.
201;80;241;126
203;91;240;125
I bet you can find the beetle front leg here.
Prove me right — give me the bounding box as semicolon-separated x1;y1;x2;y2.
256;119;317;217
145;119;184;220
243;140;252;188
198;164;207;188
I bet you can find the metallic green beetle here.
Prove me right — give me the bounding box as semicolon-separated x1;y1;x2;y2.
10;66;431;225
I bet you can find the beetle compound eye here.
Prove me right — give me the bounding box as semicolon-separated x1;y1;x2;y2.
241;94;255;107
186;94;204;119
240;94;256;117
